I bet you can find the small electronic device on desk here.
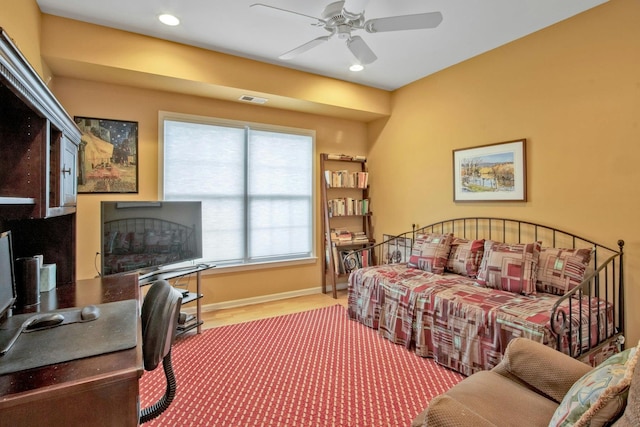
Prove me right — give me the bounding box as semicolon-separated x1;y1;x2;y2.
0;231;16;326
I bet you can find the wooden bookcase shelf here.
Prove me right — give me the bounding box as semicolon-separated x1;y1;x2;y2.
320;153;375;298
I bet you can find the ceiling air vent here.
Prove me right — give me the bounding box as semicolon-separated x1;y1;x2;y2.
239;95;268;104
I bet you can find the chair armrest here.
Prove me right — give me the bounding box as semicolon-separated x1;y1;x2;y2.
492;338;592;403
416;395;497;427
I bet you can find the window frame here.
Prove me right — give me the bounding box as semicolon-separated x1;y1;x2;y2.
158;111;317;271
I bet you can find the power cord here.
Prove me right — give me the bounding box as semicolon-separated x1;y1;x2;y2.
94;252;102;277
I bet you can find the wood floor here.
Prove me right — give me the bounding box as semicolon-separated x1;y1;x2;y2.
200;289;349;330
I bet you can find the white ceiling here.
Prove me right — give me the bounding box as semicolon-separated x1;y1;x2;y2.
36;0;607;91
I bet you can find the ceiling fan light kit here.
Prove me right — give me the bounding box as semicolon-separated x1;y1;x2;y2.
251;1;442;65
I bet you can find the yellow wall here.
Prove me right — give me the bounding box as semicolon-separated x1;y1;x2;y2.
53;77;368;303
368;0;640;346
0;0;42;75
2;0;638;347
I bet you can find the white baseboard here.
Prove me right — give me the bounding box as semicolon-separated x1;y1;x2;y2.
181;282;348;315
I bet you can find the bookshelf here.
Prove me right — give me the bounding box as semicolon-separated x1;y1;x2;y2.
320;153;375;298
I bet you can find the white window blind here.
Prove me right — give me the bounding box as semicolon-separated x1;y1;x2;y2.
161;114;314;267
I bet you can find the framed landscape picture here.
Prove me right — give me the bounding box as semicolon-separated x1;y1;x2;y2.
381;234;413;264
74;116;139;193
453;139;526;202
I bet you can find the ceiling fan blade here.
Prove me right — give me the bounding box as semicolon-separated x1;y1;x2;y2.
342;0;370;18
365;12;443;33
279;36;331;60
346;35;377;65
250;3;325;26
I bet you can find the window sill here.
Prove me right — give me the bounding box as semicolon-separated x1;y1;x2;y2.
202;256;317;275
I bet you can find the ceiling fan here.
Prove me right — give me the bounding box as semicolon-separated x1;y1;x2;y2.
250;0;443;65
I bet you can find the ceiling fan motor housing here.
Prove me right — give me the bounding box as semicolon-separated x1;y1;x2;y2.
322;1;365;38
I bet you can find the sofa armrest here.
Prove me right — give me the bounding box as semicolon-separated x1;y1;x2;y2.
414;395;497;427
492;337;592;403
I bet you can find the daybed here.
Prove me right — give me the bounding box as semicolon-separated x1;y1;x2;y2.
412;337;640;427
345;218;625;376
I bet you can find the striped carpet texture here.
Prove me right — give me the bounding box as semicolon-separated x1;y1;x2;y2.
139;305;463;426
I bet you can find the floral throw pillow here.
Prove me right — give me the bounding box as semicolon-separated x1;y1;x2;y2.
549;340;640;427
536;247;592;295
407;233;453;275
476;240;541;295
446;238;485;278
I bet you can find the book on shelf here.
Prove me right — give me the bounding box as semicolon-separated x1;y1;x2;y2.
326;153;367;162
335;248;371;274
330;228;371;246
327;198;370;216
352;231;369;242
325;170;368;188
330;228;353;242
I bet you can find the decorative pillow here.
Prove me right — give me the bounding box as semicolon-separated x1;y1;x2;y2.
407;233;453;275
536;247;592;295
476;240;541;295
446;238;485;278
549;340;640;427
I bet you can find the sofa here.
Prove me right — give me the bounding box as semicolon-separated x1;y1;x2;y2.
346;218;625;376
412;337;640;427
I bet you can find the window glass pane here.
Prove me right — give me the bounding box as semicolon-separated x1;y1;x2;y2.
248;130;312;259
164;120;246;262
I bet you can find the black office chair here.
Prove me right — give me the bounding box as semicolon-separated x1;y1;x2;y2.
139;279;183;424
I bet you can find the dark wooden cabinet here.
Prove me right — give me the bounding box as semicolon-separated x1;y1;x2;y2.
0;28;81;284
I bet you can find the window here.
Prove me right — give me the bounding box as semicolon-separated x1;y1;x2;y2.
160;112;314;267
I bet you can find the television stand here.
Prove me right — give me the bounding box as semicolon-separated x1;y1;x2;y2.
138;263;214;335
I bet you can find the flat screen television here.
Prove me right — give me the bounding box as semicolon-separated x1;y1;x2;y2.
100;201;203;276
0;230;16;321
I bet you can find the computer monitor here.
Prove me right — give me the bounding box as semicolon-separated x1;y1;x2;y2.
0;231;17;321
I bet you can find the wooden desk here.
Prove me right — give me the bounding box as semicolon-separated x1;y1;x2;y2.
0;274;142;427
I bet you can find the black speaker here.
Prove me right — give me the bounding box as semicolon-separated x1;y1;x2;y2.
14;257;40;308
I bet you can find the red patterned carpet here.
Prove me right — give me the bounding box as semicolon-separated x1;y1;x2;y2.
140;305;463;426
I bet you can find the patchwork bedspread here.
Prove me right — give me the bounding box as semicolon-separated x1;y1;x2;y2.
348;264;614;376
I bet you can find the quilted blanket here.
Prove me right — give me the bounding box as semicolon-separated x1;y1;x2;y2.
348;264;615;376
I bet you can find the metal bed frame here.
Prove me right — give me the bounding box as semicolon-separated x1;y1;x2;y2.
343;217;625;358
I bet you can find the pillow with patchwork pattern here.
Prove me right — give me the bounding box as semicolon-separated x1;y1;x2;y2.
446;237;485;278
407;233;453;275
476;240;541;295
536;247;592;295
549;340;639;427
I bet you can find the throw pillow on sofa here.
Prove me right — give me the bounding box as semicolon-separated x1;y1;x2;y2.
536;247;593;295
549;339;639;427
407;233;453;275
476;240;541;295
446;237;485;278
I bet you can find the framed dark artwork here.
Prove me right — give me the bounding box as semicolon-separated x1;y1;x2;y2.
381;234;413;264
453;139;526;202
74;117;139;193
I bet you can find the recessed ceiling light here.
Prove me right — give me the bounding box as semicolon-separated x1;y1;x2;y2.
159;14;180;26
349;64;364;72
